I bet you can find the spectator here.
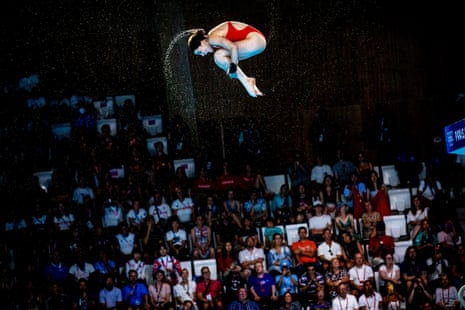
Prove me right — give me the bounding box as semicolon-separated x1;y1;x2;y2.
268;232;293;277
378;253;402;295
331;283;358;310
413;219;437;260
318;228;342;272
126;199;147;236
243;190;268;228
357;280;382;310
325;257;350;299
171;187;195;229
343;172;366;219
262;217;284;250
125;248;145;282
122;269;150;309
148;190;172;230
340;232;364;270
292;183;313;221
99;275;123;310
238;236;265;278
195;266;223;310
366;170;391;219
271;184;293;225
361;201;380;241
298;264;325;308
165;216;190;260
190;215;215;259
222;190;243;229
433;273;459;310
173;268;197;309
228;287;259;310
311;155;334;192
291;226;318;276
222;269;246;308
68;250;96;282
115;222;137;266
248;262;279;309
368;221;394;268
309;203;332;243
217;241;239;279
278;291;302;310
348;253;374;297
148;270;172;309
152;245;182;286
275;261;299;298
407;195;429;239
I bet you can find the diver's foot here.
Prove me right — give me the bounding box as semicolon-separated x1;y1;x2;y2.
246;78;264;97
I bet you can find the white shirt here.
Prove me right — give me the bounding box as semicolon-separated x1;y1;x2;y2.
166;229;187;247
116;232;135;255
148;203;172;223
126;208;147;225
311;164;334;184
332;294;359;310
434;286;458;308
174;280;197;303
358;292;382;310
349;265;374;287
318;241;342;261
125;259;145;279
239;247;265;267
69;262;95;280
309;214;332;231
102;206;123;227
378;264;400;286
72;186;95;205
171;198;194;223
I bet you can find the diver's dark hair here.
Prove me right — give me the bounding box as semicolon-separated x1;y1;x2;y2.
188;29;207;53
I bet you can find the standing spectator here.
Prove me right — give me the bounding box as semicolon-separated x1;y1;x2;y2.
366;171;391;219
343;172;366;219
122;269;150;309
99;275;123;310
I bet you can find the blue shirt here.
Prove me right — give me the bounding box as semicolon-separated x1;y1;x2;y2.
275;274;298;296
122;283;148;307
99;287;123;308
248;273;275;297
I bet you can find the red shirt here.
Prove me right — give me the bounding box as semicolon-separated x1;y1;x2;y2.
368;235;395;258
291;239;317;264
196;279;222;300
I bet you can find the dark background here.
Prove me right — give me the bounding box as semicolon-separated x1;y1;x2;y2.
1;0;465;173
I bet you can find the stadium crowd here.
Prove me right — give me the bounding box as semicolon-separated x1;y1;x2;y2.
0;100;465;310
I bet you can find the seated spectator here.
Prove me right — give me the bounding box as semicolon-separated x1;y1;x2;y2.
223;269;246;308
368;221;394;268
238;236;265;278
262;217;284;250
325;257;350;299
215;211;240;252
190;215;215;259
44;250;70;285
243;190;268;228
407;195;429;239
318;228;342;272
71;176;96;209
126;199;147;236
400;246;428;292
310;155;334;191
148;190;172;230
290;226;317;276
141;215;165;263
311;286;331;310
309;203;332;243
357;280;382;310
114;222;137;266
101;199;124;235
343;171;366;219
171;187;195;230
436;219;459;261
278;291;301;310
148;270;172;309
197;195;221;228
45;282;72;310
152;245;182;286
228;287;260;310
366;170;391;219
68;250;96;282
434;273;459;310
125;248;145;282
340;231;364;270
413;219;437;260
165;216;190;260
173;268;197;309
93;249;117;285
319;175;339;219
406;277;433;310
298;264;325;307
268;232;293;277
348;253;374;297
236;216;259;249
361;200;380;240
271;184;293;225
195;266;223;310
122;269;150;309
248;262;279;309
223;190;243;229
71;278;98;309
425;245;450;290
331;282;358;310
99;275;123;310
335;203;355;241
292;183;313;221
275;262;299;298
217;241;240;279
378;253;402;295
216;160;238;194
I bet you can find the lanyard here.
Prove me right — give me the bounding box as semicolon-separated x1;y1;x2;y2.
338;297;348;310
